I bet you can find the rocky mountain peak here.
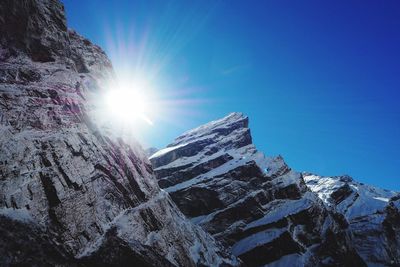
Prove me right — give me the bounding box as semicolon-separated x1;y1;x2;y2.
170;112;250;146
151;112;368;266
150;113;253;171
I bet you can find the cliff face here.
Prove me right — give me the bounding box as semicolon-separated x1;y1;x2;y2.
0;1;237;266
150;113;367;266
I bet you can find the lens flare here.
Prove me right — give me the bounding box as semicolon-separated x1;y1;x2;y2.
91;3;216;145
105;85;153;126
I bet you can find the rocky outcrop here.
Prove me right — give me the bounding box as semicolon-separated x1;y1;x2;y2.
0;1;237;266
150;113;366;266
304;174;400;266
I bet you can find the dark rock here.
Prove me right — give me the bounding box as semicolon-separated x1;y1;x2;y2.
330;183;353;204
171;187;225;218
238;232;304;266
0;0;68;62
0;215;77;267
79;228;175;267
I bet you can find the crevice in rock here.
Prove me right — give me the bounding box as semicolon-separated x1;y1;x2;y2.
51;151;82;191
39;172;61;208
94;163;135;207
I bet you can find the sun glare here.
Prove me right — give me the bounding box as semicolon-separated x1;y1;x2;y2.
94;12;214;145
103;78;155;126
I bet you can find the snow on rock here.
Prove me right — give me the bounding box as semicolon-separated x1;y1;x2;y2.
243;192;317;231
0;1;238;266
231;228;286;256
149;143;188;159
145;147;159;157
150;113;366;266
304;174;400;265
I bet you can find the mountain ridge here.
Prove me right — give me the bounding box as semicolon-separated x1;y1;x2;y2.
151;112;400;266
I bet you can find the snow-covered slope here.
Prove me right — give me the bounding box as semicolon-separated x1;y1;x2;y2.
0;1;237;266
150;113;366;266
304;174;400;266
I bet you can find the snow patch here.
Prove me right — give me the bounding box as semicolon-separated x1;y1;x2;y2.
149;143;188;159
232;228;286;255
245;194;315;230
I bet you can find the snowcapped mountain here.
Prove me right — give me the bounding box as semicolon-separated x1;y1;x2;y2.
304;174;400;265
0;0;237;266
150;112;371;266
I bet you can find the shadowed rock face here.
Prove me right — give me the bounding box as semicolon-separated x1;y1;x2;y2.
150;113;367;266
0;215;77;267
0;1;238;266
0;0;68;62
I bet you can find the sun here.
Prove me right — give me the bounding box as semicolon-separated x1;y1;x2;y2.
103;79;154;126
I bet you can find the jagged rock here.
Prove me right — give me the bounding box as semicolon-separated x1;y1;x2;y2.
0;1;238;266
150;113;366;266
304;174;400;266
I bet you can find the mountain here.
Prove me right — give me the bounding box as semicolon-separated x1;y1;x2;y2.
150;112;399;266
0;1;237;266
304;174;400;265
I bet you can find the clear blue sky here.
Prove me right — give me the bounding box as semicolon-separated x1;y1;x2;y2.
62;0;400;190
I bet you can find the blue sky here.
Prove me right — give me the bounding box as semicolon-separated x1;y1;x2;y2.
62;0;400;190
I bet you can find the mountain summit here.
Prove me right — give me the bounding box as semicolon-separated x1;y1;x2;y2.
150;112;400;266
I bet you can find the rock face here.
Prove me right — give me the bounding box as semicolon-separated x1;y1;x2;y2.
0;1;238;266
304;174;400;266
150;113;368;266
